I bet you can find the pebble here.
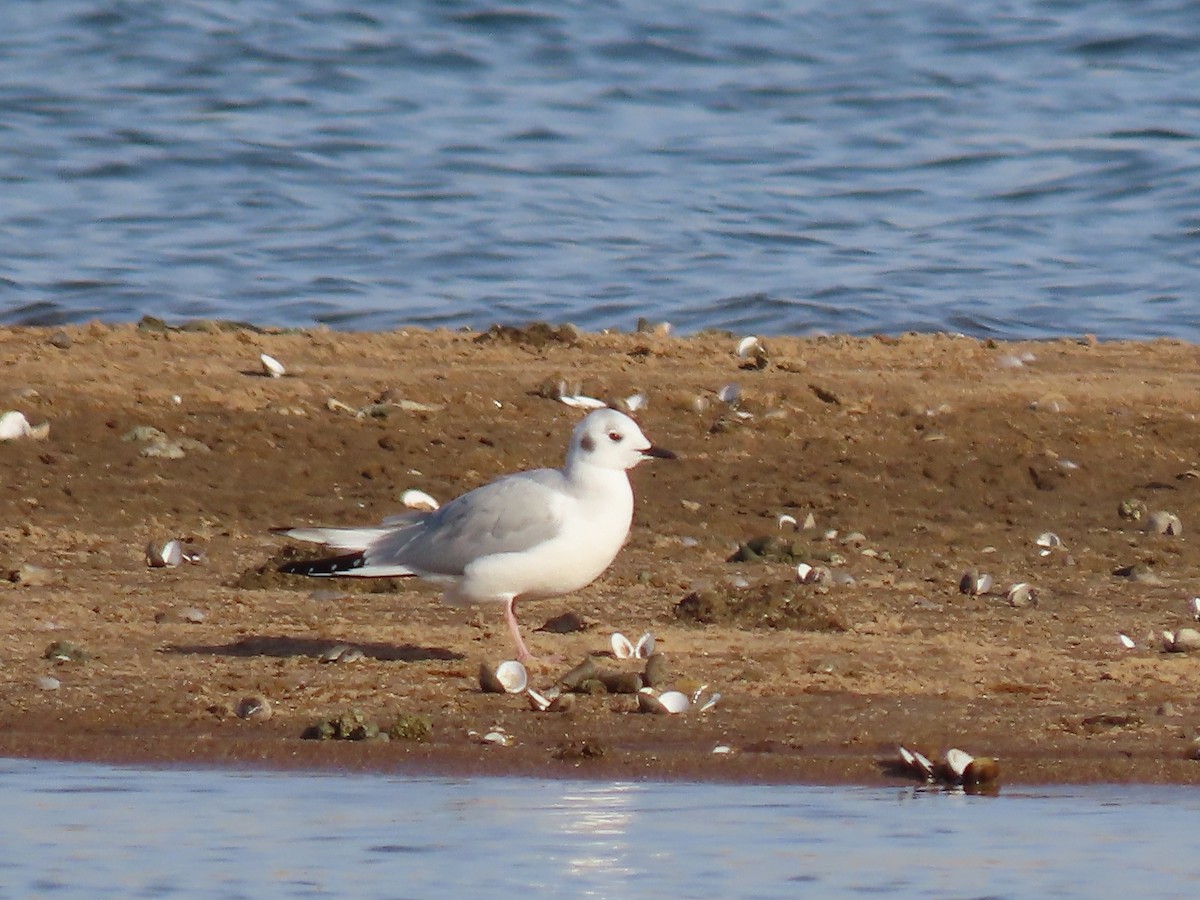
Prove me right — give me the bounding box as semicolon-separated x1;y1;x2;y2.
8;564;55;586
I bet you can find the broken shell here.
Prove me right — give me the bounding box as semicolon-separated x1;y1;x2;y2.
400;489;440;511
1191;597;1200;621
479;660;528;694
735;336;769;368
623;393;647;413
958;569;993;595
1034;532;1063;555
146;539;183;568
696;692;720;713
778;514;798;531
1117;632;1136;649
1145;511;1183;536
797;563;831;585
559;394;607;410
479;729;511;746
260;353;286;378
319;644;364;663
527;688;552;711
717;383;741;405
1006;582;1038;608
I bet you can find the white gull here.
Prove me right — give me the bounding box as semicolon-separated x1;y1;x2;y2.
273;408;675;661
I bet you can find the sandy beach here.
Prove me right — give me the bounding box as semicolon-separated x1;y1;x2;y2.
3;321;1200;787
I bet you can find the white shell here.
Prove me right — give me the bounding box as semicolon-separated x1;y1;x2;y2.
717;383;741;405
0;411;31;440
559;394;606;410
634;632;655;659
697;692;720;713
260;353;286;378
1118;632;1136;649
899;745;935;779
712;744;733;755
944;747;974;778
624;393;647;412
1034;532;1063;555
1007;582;1037;607
736;336;762;358
778;514;798;530
493;660;528;694
400;489;440;511
527;688;551;711
1191;597;1200;621
611;632;635;659
481;730;510;746
637;688;690;714
146;539;183;568
656;690;691;713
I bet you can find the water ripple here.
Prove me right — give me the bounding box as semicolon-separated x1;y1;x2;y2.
1;0;1199;340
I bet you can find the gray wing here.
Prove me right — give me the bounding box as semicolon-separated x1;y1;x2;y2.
365;468;567;576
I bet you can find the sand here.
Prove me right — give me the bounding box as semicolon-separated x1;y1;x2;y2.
3;321;1200;787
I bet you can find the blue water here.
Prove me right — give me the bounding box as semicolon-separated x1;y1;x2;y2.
1;1;1199;340
1;759;1198;899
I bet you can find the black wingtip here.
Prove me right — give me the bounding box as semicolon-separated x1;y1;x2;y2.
279;552;366;577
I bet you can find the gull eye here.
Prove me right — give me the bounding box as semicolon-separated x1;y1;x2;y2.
608;431;623;442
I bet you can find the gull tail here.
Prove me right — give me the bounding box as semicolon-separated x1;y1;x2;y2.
279;552;368;577
271;525;394;551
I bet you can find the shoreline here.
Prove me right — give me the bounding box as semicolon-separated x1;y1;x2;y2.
3;323;1200;787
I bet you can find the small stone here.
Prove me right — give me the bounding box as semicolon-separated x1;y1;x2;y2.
387;714;431;742
36;675;61;690
48;330;72;350
1145;511;1183;536
236;695;272;721
8;564;55;586
1167;628;1200;653
1118;498;1147;522
43;641;88;663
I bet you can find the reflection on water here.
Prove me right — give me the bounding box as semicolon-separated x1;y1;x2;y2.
1;758;1198;898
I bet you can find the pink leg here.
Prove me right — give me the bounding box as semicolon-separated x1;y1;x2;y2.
503;596;532;662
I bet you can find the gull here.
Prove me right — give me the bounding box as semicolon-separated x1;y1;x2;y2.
273;408;675;661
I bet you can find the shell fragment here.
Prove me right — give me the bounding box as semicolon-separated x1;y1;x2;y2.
0;411;50;441
260;353;286;378
400;489;440;511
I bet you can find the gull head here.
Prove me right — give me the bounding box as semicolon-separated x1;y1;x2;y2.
568;408;675;471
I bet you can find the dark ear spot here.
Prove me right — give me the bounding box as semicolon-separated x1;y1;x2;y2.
580;434;595;452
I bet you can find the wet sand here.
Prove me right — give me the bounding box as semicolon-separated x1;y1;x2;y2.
3;322;1200;786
